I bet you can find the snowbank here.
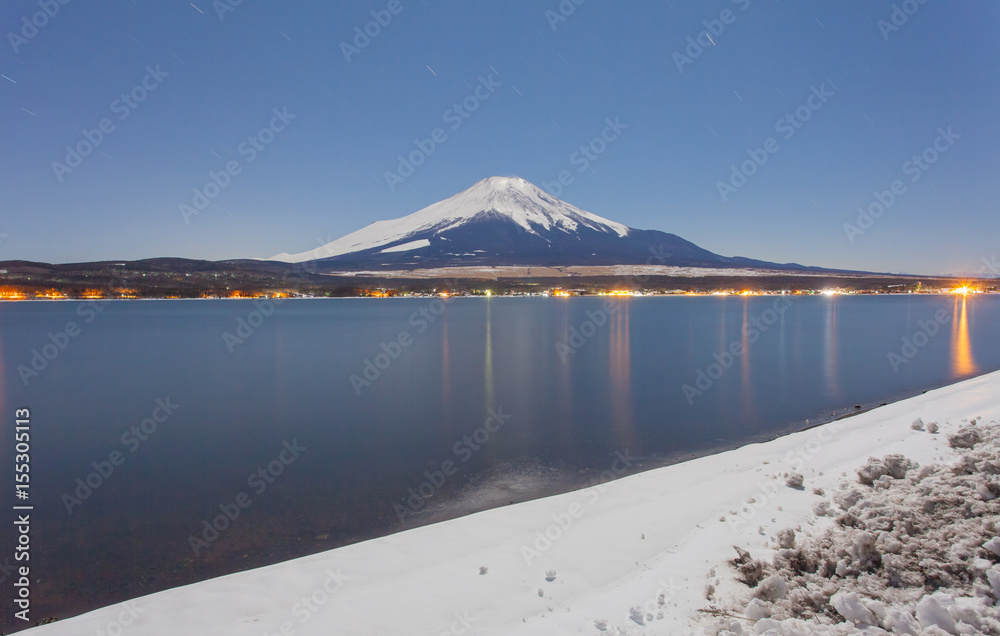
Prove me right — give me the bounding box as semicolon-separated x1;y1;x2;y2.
703;422;1000;636
23;371;1000;636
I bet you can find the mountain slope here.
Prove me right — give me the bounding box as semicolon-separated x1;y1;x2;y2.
266;176;824;273
269;177;629;262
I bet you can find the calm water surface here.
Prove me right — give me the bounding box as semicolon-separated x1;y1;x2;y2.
1;295;998;629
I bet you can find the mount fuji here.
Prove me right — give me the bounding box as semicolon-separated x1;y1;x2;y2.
266;176;817;273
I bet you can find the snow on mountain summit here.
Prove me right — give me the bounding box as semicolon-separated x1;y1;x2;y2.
437;176;630;238
268;176;630;263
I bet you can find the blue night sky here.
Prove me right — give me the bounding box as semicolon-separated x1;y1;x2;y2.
2;0;998;275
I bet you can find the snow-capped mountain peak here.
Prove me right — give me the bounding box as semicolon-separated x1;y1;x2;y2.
262;176;810;273
268;176;630;263
438;176;630;237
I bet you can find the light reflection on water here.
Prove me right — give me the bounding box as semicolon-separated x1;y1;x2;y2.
609;301;635;453
740;299;754;417
823;297;840;400
952;296;977;376
2;295;1000;630
484;298;494;410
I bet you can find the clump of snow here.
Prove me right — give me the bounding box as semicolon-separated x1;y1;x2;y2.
976;483;998;501
745;597;771;620
984;538;1000;557
813;500;834;516
927;421;940;434
857;457;890;485
831;590;877;626
988;568;1000;598
786;473;805;489
704;617;745;635
629;605;645;624
777;528;796;549
835;488;864;509
883;453;915;479
913;418;926;431
949;427;982;449
702;419;1000;636
855;453;914;486
545;570;557;582
731;546;765;587
847;531;881;571
915;593;959;633
886;607;921;634
754;574;787;602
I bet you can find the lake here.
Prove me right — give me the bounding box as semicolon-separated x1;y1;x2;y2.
2;294;998;630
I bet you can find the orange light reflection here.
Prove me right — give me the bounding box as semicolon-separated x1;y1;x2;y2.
951;296;976;376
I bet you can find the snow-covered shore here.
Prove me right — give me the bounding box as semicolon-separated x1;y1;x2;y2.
24;371;1000;636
